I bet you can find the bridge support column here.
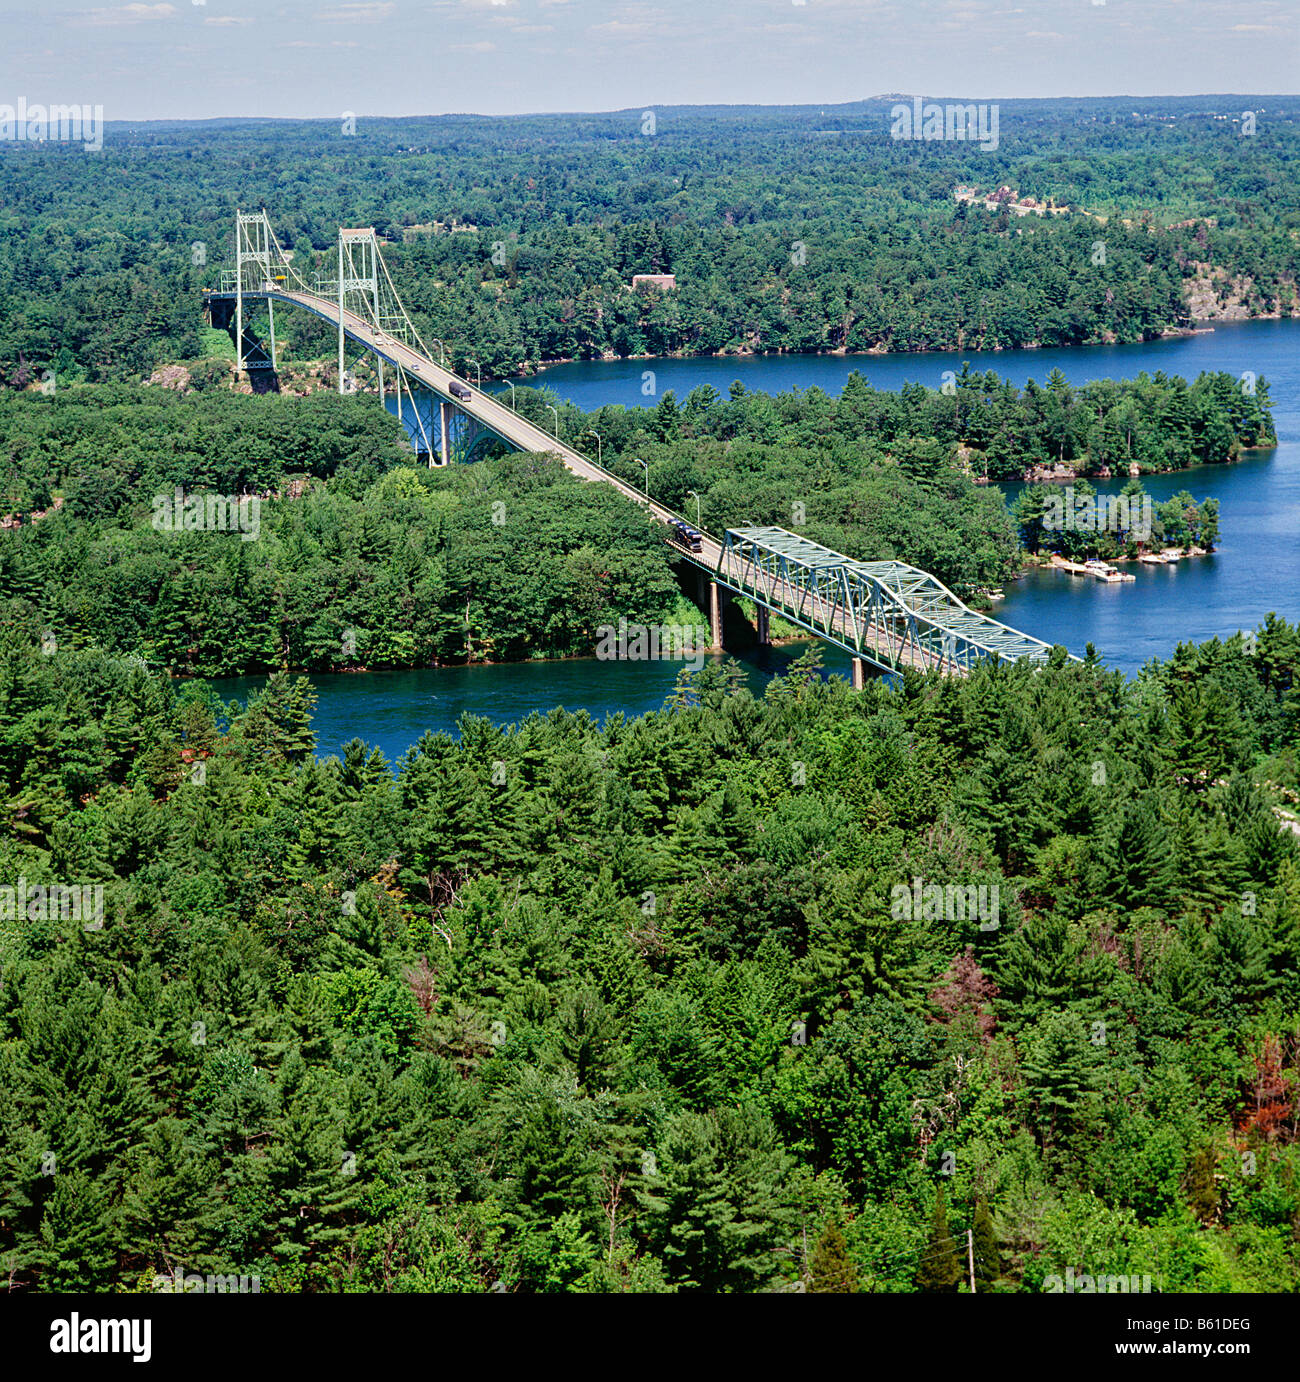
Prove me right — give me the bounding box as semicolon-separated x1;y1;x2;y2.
439;398;450;468
850;657;866;691
755;604;770;646
708;580;729;651
337;265;345;395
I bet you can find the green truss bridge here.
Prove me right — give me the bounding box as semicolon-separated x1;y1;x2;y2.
203;210;1069;683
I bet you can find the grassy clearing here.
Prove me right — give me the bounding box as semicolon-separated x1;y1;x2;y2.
199;327;237;361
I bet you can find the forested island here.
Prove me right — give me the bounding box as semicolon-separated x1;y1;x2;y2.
0;364;1268;676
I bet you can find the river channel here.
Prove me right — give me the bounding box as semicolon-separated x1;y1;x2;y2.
211;319;1299;761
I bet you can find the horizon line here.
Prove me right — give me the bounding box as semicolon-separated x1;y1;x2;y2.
22;92;1298;128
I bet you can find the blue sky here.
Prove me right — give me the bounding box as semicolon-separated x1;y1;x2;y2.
2;0;1296;121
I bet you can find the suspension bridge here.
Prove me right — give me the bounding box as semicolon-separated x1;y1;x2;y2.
202;209;1067;683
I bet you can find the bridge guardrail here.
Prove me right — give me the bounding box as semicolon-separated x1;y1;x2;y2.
206;261;1073;671
210;277;719;562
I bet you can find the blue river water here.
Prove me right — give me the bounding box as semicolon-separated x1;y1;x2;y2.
212;320;1298;762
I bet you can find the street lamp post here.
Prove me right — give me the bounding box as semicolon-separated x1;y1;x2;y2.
633;457;648;496
686;489;702;528
547;405;559;439
468;359;482;388
583;429;603;466
506;381;517;410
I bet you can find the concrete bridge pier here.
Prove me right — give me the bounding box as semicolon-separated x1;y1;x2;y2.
708;580;730;651
439;398;451;468
850;657;866;691
755;604;771;646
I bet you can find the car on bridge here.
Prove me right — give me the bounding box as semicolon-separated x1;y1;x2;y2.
668;521;703;554
449;380;472;401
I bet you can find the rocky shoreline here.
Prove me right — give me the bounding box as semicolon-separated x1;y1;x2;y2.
517;314;1300;377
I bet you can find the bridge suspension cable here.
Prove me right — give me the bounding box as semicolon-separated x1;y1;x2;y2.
205;208;1074;679
228;209;438;453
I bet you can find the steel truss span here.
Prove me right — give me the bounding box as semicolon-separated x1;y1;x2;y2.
719;527;1063;676
202;210;1072;679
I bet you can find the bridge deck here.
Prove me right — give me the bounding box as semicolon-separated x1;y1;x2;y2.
720;526;1055;675
210;283;686;515
208;281;1063;678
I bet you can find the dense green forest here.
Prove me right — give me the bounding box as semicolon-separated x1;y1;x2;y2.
2;95;1297;1301
564;364;1275;485
0;363;1263;676
1012;479;1221;563
1;96;1297;383
0;382;1009;674
1;618;1298;1292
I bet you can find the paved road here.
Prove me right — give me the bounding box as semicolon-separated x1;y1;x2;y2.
273;288;963;675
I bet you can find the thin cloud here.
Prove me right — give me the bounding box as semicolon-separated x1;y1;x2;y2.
586;1;667;39
77;2;177;24
589;19;657;37
315;2;396;21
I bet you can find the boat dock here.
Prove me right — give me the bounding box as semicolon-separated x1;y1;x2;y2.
1050;556;1136;582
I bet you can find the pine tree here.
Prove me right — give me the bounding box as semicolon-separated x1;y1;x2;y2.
1021;1010;1097;1146
282;756;349;879
809;1217;861;1292
971;1196;1002;1292
666;663;700;712
1207;908;1274;1015
784;642;825;694
1185;1143;1220;1225
916;1185;962;1292
232;672;317;768
1100;795;1175;911
39;1168;118;1290
1173;802;1241;918
1165;679;1244;790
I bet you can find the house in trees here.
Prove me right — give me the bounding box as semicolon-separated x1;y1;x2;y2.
630;273;677;292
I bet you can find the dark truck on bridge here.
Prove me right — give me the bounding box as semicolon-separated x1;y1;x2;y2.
448;380;472;401
668;520;703;554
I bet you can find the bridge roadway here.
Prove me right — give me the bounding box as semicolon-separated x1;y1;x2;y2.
230;286;1007;678
275;287;692;517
